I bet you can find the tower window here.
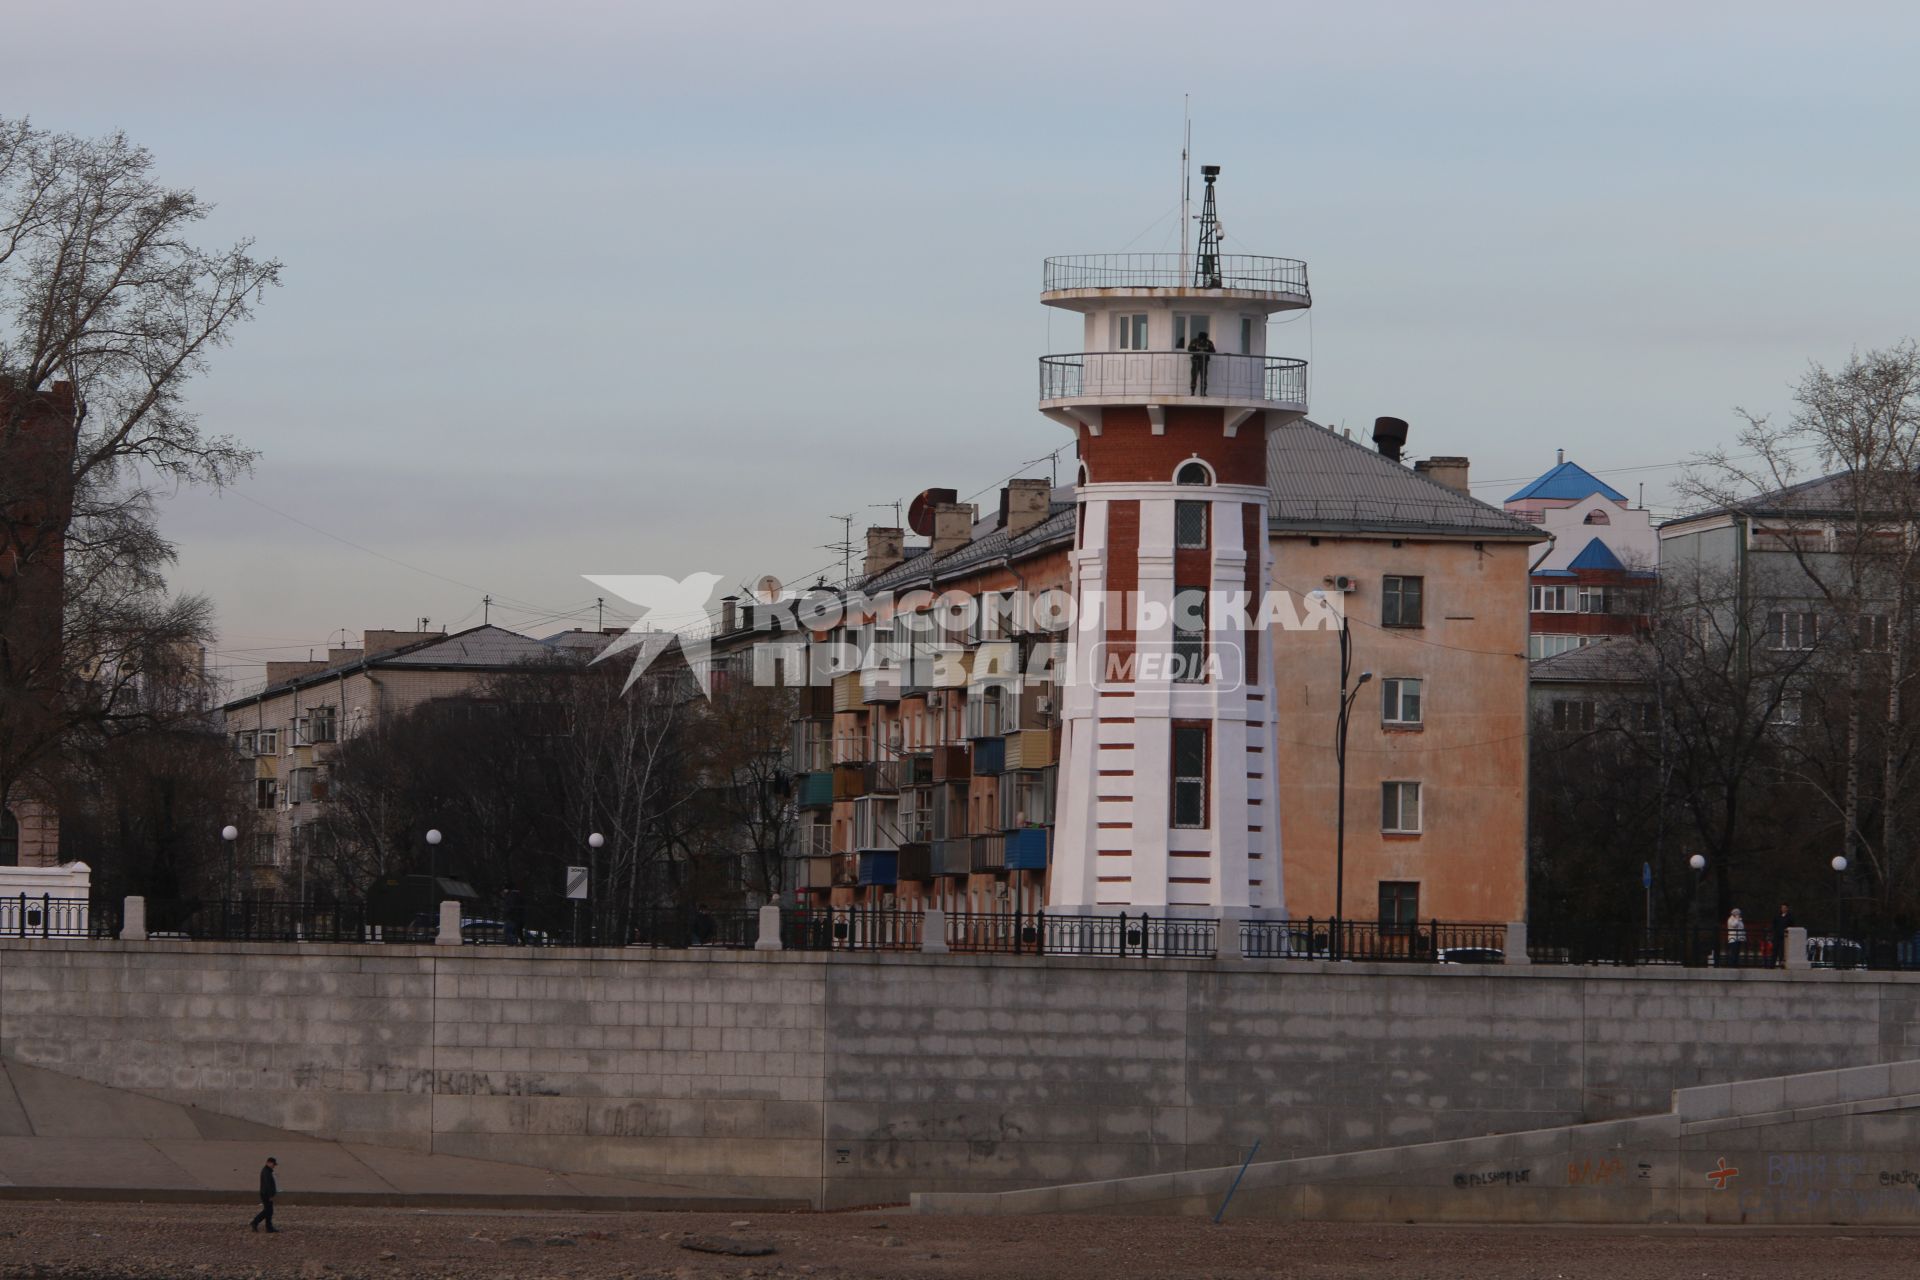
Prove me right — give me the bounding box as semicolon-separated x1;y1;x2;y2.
1175;461;1212;486
1175;500;1209;548
1240;317;1254;352
1174;314;1213;348
1114;313;1148;351
1173;585;1207;682
1172;724;1209;828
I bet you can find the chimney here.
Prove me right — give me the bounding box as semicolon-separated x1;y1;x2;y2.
1000;478;1052;538
720;594;739;632
1372;416;1409;463
930;502;974;559
1415;456;1472;495
1557;447;1565;465
863;526;905;576
265;660;328;685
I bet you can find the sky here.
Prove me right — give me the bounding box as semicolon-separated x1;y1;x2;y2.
7;0;1920;694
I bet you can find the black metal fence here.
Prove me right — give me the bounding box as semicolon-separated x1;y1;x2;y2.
0;894;110;939
1042;253;1310;297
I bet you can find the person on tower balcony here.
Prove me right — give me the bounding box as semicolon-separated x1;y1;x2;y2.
1187;330;1215;394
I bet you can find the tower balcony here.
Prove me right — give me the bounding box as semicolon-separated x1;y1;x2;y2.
1038;352;1308;414
1042;254;1309;309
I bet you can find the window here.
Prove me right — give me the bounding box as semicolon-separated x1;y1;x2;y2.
0;809;16;868
1379;881;1420;935
255;729;280;756
1766;610;1818;651
1531;585;1573;613
1381;781;1422;833
1239;316;1254;352
1114;313;1148;350
1584;509;1611;524
1578;586;1616;614
1857;614;1890;652
1552;699;1597;732
1175;500;1209;549
289;767;329;804
1172;724;1209;828
1769;693;1802;727
1172;585;1207;682
256;778;278;810
310;705;338;743
1173;314;1213;348
1382;678;1423;725
252;832;278;868
1175;460;1212;486
1382;576;1424;628
1530;633;1590;660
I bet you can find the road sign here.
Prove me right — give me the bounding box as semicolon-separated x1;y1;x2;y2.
565;866;589;900
1642;862;1653;889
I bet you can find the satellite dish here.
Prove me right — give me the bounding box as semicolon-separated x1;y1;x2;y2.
752;574;783;603
906;487;958;537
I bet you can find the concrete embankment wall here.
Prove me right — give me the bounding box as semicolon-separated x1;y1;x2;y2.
4;940;1918;1208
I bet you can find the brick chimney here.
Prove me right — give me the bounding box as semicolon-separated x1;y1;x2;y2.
1414;456;1471;495
863;526;905;577
930;503;974;559
1000;478;1052;538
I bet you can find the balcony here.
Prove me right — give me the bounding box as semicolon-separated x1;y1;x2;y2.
1005;827;1049;871
973;736;1006;776
934;839;972;877
856;851;898;887
971;833;1007;874
832;672;864;714
797;772;833;809
1039;352;1308;413
896;842;932;882
833;768;867;801
931;745;971;782
1042;253;1310;306
868;758;903;793
1003;728;1056;771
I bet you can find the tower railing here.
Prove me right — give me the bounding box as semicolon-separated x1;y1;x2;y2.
1043;253;1309;298
1039;352;1308;407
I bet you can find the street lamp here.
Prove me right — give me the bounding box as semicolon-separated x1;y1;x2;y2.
425;828;443;921
221;825;239;901
1315;589;1370;949
1832;854;1849;939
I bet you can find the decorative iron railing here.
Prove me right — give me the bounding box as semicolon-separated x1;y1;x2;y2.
1039;352;1308;406
1043;253;1309;299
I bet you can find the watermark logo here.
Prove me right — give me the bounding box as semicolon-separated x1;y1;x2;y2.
584;572;725;693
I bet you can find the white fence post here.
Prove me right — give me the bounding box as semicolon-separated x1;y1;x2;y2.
1786;925;1811;971
120;895;147;942
1503;922;1531;965
436;899;463;946
755;904;784;952
921;907;949;954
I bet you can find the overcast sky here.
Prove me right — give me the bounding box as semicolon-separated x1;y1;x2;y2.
9;0;1919;692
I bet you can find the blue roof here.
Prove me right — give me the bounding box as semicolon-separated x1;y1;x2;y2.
1506;461;1629;505
1566;537;1626;572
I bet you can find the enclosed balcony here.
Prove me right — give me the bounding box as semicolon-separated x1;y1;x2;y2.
1043;254;1310;308
1039;351;1308;413
1005;827;1049;871
797;771;834;810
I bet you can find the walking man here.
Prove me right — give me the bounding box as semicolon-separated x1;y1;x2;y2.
1187;329;1215;394
251;1157;278;1233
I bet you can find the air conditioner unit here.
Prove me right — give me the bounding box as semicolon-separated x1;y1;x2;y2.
1037;697;1055;715
927;691;945;709
1326;575;1359;592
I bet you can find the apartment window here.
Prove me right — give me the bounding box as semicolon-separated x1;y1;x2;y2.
1176;461;1212;486
1531;585;1572;613
1382;677;1423;726
1114;313;1148;350
1530;633;1590;660
252;832;278;868
1552;699;1597;732
1172;724;1209;829
307;705;337;743
255;778;278;810
1175;500;1209;549
289;767;315;804
1769;693;1802;727
1378;881;1420;936
1381;781;1422;834
1766;610;1818;651
255;728;280;756
233;730;255;757
1173;313;1213;348
1578;586;1616;614
1173;585;1207;682
1857;614;1891;652
1382;576;1424;628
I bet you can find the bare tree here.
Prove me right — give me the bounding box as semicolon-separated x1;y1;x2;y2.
0;117;279;829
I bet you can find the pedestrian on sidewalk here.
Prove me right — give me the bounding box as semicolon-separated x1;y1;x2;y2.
250;1157;278;1233
1772;903;1795;968
1725;907;1746;967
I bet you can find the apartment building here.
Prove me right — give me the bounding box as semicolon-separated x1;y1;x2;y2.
218;624;608;892
1505;455;1657;659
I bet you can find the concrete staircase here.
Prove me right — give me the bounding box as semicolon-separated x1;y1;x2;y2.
913;1060;1920;1225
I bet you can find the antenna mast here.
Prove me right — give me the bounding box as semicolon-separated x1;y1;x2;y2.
1194;164;1223;288
824;513;856;585
1179;96;1191;278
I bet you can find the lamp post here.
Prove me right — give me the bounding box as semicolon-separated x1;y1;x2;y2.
1315;589;1371;953
584;832;604;946
1686;854;1707;961
221;825;239;901
425;828;442;922
1832;854;1849;940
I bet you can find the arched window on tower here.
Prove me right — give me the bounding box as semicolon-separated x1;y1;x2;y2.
0;808;17;868
1584;509;1611;525
1176;460;1213;486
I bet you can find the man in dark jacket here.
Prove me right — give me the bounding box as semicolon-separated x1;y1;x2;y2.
1187;330;1216;394
1772;903;1796;968
251;1157;278;1232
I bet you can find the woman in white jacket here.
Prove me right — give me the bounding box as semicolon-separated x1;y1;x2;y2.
1726;907;1746;966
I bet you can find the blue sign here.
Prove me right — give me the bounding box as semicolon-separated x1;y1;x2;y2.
1642;861;1653;889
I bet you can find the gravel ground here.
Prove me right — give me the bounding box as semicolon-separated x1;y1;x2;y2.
3;1201;1920;1280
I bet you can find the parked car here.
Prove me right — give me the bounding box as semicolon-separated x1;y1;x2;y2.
398;913;551;946
1806;935;1864;969
1435;946;1504;965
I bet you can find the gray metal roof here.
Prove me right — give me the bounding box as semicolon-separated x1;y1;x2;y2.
1528;636;1648;685
1660;469;1893;529
861;503;1077;592
1267;420;1547;539
221;624;584;710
